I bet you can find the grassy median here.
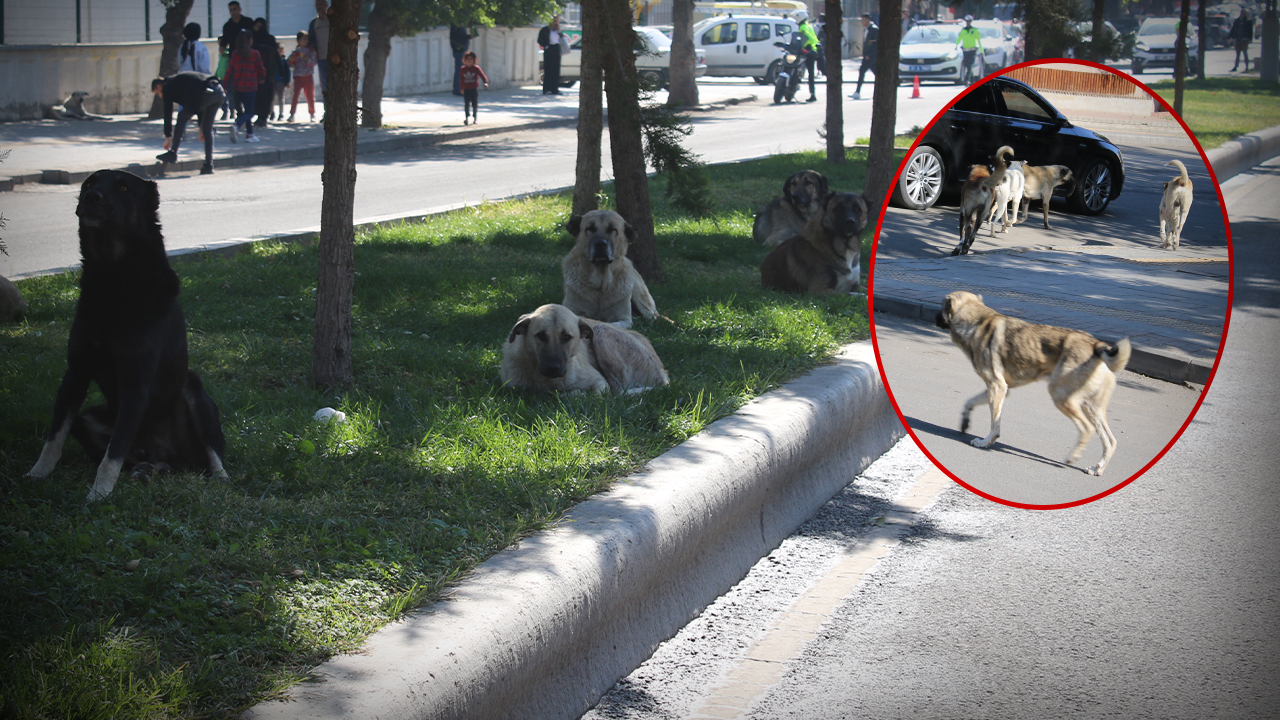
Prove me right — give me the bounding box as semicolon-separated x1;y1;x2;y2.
1149;77;1280;149
0;150;875;718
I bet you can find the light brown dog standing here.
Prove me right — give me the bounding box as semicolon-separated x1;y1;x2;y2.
562;210;658;330
1159;159;1193;250
935;290;1132;476
1015;163;1074;230
500;304;669;394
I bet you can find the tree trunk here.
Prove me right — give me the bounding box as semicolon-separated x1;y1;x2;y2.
602;0;663;283
865;0;902;210
824;0;844;164
1023;0;1038;61
361;4;398;129
1174;0;1190;116
1091;0;1106;62
573;0;606;217
148;0;196;119
312;0;360;389
668;0;699;107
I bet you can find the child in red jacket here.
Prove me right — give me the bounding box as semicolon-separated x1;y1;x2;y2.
459;51;489;125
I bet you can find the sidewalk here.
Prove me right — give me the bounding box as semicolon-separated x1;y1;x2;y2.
870;243;1230;384
0;81;760;190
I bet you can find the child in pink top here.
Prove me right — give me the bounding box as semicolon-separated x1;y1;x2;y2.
459;51;489;125
288;31;319;122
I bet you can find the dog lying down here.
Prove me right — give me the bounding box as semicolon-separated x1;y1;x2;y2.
45;91;108;120
500;304;669;394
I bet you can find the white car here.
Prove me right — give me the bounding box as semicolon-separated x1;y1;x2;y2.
692;14;800;84
898;22;966;84
558;26;707;89
1131;17;1199;74
970;19;1017;70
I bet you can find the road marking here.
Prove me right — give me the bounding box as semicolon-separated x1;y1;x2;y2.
687;467;954;720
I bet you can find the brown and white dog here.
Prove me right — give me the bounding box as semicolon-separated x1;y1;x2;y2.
562;210;658;330
760;191;869;295
1159;159;1193;250
954;146;1014;256
500;304;669;394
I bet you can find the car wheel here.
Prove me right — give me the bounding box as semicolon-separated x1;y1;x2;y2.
1069;157;1114;215
639;69;663;88
764;61;781;86
892;145;945;210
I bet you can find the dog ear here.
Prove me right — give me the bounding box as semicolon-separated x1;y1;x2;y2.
782;173;796;197
567;214;582;237
507;315;532;344
623;221;637;244
815;172;829;197
578;319;594;340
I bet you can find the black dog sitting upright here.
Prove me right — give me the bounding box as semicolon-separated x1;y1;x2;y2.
27;170;228;501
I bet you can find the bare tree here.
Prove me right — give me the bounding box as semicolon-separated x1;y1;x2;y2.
1174;0;1190;116
824;0;845;164
865;0;902;209
312;0;361;388
1090;0;1106;62
1197;0;1207;80
573;0;606;216
601;0;663;283
668;0;700;107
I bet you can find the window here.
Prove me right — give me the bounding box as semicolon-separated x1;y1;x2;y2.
776;24;793;37
746;22;771;42
702;22;738;44
1000;84;1054;122
953;85;996;114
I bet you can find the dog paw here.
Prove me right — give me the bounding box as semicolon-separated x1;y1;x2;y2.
1085;464;1104;476
970;437;995;448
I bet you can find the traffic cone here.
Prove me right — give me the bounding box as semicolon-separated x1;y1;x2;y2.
911;75;921;99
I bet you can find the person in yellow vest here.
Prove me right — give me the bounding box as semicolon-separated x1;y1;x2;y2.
956;15;984;85
797;11;821;102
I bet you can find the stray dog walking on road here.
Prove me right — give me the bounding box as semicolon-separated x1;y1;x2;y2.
752;170;829;247
935;290;1132;476
1015;163;1074;230
954;146;1013;256
500;304;669;394
987;160;1025;236
27;170;228;501
1159;159;1194;250
562;210;659;330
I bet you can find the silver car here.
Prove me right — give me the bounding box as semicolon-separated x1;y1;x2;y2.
557;26;707;89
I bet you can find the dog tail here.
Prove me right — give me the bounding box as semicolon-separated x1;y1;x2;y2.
983;146;1015;190
1167;159;1189;184
1096;337;1132;374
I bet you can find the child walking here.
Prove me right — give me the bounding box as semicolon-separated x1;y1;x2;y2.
459;51;489;125
225;28;266;142
287;31;318;122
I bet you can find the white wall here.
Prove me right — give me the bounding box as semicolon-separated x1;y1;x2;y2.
2;0;318;46
0;28;539;120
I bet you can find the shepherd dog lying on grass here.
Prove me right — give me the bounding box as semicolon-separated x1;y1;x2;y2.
752;169;829;247
27;169;228;501
500;304;668;394
760;191;869;295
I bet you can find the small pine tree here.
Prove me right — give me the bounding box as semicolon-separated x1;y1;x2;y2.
641;103;714;217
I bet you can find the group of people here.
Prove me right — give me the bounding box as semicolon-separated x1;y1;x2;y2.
154;0;331;173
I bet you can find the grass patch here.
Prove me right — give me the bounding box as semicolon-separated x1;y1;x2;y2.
0;151;872;717
1149;77;1280;149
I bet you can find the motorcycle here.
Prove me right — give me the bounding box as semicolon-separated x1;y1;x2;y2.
772;32;809;104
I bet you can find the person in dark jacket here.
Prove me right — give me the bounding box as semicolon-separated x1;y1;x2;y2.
1229;10;1254;72
219;0;254;52
252;17;279;127
852;14;878;100
152;72;226;174
537;16;564;95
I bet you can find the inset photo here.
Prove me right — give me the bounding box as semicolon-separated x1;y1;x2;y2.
870;61;1231;508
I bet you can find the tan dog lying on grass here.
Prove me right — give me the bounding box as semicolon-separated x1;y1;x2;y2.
562;210;658;330
1159;159;1193;250
500;304;669;394
752;169;829;247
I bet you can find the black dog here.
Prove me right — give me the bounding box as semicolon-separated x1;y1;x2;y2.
27;170;227;501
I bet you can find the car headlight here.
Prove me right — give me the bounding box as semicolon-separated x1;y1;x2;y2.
944;48;958;60
1135;42;1148;51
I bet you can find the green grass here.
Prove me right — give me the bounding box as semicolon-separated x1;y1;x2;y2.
0;150;873;717
1149;77;1280;149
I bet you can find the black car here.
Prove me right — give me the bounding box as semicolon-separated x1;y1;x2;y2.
892;75;1125;216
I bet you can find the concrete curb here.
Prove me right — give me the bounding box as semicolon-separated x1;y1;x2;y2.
1205;123;1280;183
870;294;1213;385
242;342;904;720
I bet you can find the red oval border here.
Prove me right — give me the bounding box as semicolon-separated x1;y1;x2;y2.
867;58;1236;510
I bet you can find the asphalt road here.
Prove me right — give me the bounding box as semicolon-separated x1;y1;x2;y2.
582;157;1280;720
877;141;1228;259
0;79;965;279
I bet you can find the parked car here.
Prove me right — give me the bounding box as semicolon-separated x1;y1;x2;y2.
898;21;965;84
557;26;707;89
1131;17;1199;74
891;75;1125;216
971;19;1018;70
692;14;799;84
1071;20;1125;60
1205;14;1233;48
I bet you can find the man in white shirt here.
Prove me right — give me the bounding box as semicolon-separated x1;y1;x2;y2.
537;16;564;95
